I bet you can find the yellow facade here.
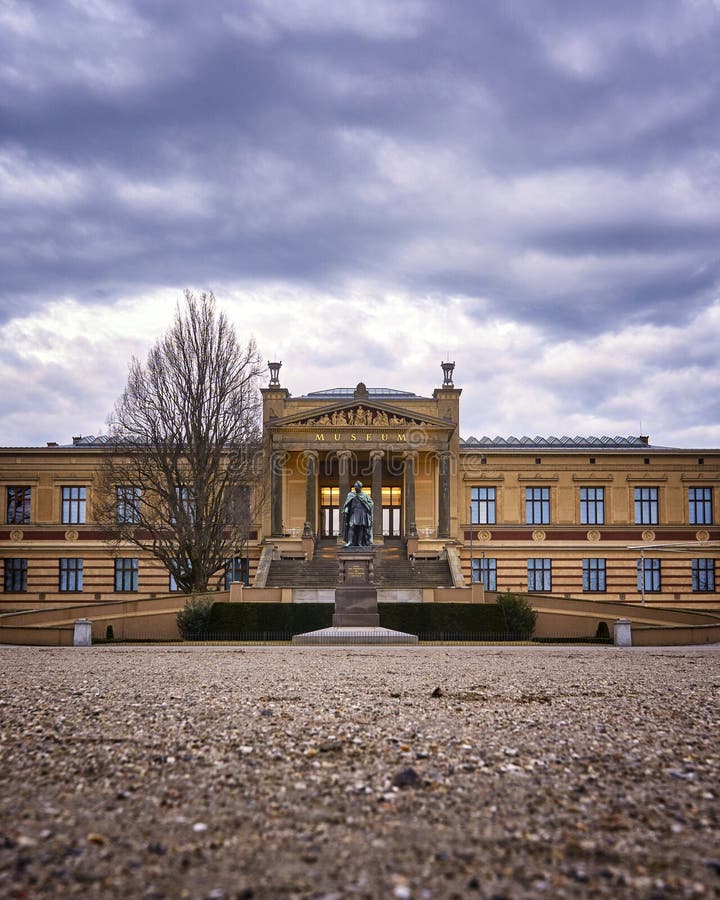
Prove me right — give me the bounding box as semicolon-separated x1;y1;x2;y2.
1;367;718;609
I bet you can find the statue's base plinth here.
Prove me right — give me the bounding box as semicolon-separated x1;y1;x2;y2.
293;627;418;645
333;585;379;627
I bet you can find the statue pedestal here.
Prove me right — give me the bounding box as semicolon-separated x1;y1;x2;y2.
333;587;380;627
337;549;375;584
334;549;378;627
293;546;418;644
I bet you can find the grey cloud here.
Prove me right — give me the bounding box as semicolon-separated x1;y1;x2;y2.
1;0;720;379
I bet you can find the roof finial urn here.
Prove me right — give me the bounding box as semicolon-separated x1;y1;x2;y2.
268;361;282;387
441;360;455;387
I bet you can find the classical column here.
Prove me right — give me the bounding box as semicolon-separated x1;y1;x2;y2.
370;450;384;542
438;450;452;539
403;451;418;538
303;451;318;536
337;450;351;544
271;450;285;536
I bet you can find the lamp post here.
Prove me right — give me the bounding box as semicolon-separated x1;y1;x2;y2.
639;548;646;607
469;504;474;601
480;549;486;604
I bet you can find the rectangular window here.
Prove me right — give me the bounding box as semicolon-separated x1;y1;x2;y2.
470;487;496;525
59;558;83;592
225;556;250;589
117;486;142;524
114;558;138;592
634;487;658;525
171;486;194;525
62;486;86;524
169;559;191;592
580;487;605;525
3;558;27;592
527;558;551;591
637;558;661;593
525;487;550;525
226;485;251;528
471;557;497;590
7;486;31;524
582;558;606;592
688;487;713;525
692;559;716;592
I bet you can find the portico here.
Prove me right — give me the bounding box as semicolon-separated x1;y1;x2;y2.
261;373;461;551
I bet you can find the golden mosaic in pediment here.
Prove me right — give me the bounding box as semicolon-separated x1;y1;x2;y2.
295;405;423;428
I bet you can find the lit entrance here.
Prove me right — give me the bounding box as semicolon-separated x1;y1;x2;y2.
320;487;340;538
382;486;402;538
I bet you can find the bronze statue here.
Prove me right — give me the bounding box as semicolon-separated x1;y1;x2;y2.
342;480;374;546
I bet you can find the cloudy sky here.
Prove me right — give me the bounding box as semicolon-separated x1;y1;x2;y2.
2;0;719;448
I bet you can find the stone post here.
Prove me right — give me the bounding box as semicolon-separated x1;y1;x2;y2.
614;618;632;647
438;450;452;539
73;619;92;647
271;451;285;537
403;451;418;540
337;450;351;544
303;451;318;536
370;450;384;543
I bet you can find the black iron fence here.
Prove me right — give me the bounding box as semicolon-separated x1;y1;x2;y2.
94;631;613;646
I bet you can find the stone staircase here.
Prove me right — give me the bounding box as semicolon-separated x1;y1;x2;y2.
264;541;453;588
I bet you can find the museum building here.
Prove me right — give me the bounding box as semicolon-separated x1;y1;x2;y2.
1;362;718;610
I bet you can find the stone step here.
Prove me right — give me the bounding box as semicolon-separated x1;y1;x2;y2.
264;539;453;588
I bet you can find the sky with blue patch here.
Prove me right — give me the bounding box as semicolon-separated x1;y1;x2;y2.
1;0;719;447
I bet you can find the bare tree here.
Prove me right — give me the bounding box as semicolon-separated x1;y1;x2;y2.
97;290;264;593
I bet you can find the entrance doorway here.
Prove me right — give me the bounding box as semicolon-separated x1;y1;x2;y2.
320;487;340;538
382;486;402;538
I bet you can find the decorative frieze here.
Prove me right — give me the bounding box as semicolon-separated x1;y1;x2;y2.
293;406;423;428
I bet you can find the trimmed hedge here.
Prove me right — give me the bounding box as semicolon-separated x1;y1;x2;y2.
208;602;332;636
207;602;507;637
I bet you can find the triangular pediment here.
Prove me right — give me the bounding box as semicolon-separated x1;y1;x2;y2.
271;400;452;431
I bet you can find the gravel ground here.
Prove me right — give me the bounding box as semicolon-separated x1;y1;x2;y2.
1;645;719;899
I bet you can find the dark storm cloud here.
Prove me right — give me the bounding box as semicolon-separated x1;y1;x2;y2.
1;0;720;346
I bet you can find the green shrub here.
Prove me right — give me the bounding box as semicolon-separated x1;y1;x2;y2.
177;596;215;639
496;591;537;636
595;621;611;643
